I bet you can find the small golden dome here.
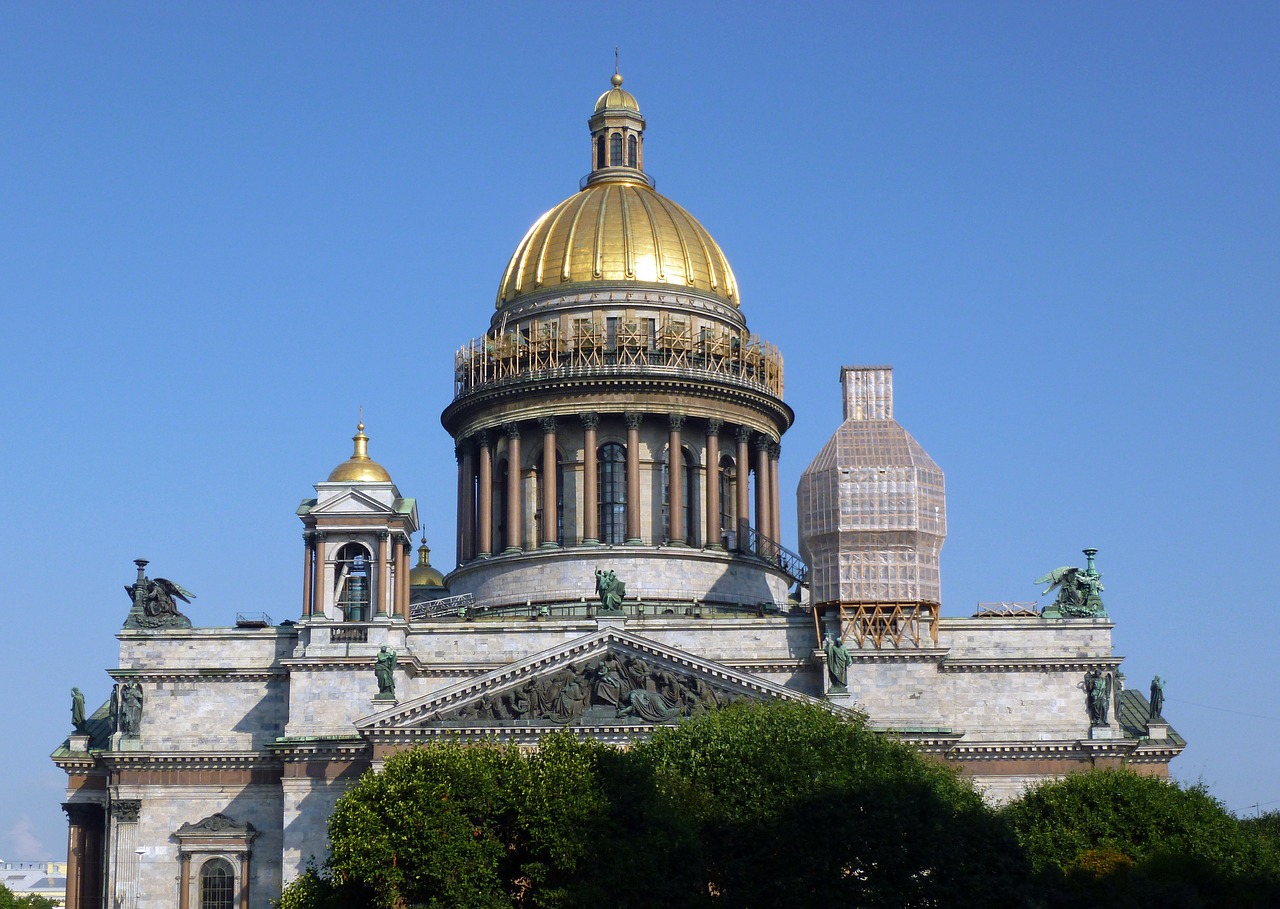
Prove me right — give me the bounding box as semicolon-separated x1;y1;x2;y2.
409;535;446;587
327;421;393;483
496;180;739;307
594;72;639;113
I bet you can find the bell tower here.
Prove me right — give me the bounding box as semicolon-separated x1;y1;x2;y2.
297;421;419;622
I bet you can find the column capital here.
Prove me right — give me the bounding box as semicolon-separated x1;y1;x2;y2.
706;418;723;436
624;411;644;430
538;416;557;434
378;529;391;541
735;425;753;443
754;433;773;451
769;442;782;459
668;413;685;432
579;411;600;430
313;531;327;542
476;430;492;448
503;421;521;439
454;441;464;463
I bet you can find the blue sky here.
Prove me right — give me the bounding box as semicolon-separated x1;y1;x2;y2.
2;2;1277;861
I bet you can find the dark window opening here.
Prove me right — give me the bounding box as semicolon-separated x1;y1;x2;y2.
627;135;637;167
610;132;623;166
599;443;626;544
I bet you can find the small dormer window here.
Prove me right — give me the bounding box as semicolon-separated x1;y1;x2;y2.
610;132;622;166
627;135;637;168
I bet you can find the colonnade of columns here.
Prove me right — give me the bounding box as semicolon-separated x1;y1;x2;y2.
454;411;782;564
301;530;413;620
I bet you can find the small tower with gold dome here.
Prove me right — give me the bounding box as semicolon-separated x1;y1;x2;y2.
297;421;419;621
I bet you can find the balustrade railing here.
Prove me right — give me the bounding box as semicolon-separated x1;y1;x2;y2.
454;318;784;399
737;521;808;586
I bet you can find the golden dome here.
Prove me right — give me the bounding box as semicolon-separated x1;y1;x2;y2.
327;421;393;483
496;179;739;307
594;72;640;113
409;535;446;587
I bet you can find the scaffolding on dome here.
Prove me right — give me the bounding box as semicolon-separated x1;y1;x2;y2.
454;315;783;398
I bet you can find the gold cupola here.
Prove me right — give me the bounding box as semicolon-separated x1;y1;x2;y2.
409;533;446;588
327;420;393;483
495;70;739;308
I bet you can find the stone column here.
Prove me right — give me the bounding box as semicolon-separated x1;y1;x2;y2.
177;851;192;909
457;441;474;563
311;532;326;616
769;442;782;543
667;413;686;545
376;531;390;617
735;426;751;545
63;802;104;909
238;851;251;909
755;434;771;546
581;413;599;544
539;417;559;547
705;419;722;549
477;432;493;557
504;423;523;552
625;412;643;543
301;533;314;616
397;536;410;619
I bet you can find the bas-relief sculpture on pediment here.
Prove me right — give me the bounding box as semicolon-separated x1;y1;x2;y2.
361;630;817;734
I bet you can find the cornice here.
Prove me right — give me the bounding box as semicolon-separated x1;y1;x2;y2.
443;370;793;437
109;668;287;682
938;656;1123;673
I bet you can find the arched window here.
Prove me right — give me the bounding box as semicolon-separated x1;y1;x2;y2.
334;543;372;621
199;858;235;909
627;135;637;168
661;448;695;544
596;135;606;169
598;443;626;544
610;132;623;166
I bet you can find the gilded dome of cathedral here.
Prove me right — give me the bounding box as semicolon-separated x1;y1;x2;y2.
495;72;739;308
496;180;739;307
327;421;393;483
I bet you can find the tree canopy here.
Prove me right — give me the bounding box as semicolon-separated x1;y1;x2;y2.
276;702;1280;909
1001;769;1280;908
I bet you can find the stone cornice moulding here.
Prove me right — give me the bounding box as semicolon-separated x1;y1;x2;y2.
937;656;1124;673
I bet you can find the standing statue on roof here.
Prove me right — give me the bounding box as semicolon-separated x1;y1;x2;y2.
71;687;86;735
1035;549;1106;618
1149;676;1165;721
595;568;625;613
374;646;397;700
822;633;853;691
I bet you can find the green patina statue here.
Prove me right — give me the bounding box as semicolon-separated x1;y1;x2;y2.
71;687;86;735
123;559;197;630
594;568;625;613
822;633;852;691
1035;548;1106;618
1149;675;1165;721
374;645;397;699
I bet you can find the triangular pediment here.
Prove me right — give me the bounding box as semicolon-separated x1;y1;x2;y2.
310;487;395;516
358;628;824;743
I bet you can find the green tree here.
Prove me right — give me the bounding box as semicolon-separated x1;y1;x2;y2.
1001;769;1280;908
0;882;57;909
279;730;699;909
634;699;1033;909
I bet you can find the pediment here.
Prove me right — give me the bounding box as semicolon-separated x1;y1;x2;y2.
310;487;394;516
358;627;822;742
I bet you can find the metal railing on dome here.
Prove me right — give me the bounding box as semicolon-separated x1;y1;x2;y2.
737;521;808;586
453;317;784;399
